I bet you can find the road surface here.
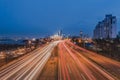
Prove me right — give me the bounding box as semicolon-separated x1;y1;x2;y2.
58;40;120;80
0;41;59;80
0;40;120;80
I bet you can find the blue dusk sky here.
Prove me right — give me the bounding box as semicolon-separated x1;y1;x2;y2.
0;0;120;37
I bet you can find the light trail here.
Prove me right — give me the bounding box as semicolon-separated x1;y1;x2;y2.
66;40;120;79
0;41;59;80
0;40;120;80
58;40;118;80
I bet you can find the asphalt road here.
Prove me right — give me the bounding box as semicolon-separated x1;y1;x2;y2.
0;40;120;80
0;41;59;80
58;40;120;80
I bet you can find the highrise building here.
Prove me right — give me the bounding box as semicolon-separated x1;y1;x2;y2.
58;30;62;36
93;14;117;39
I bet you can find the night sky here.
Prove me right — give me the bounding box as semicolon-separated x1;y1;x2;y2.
0;0;120;37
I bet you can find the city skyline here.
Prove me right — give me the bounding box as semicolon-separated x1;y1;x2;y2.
0;0;120;37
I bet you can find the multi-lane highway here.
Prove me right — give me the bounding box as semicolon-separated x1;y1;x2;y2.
0;40;120;80
0;41;59;80
58;40;120;80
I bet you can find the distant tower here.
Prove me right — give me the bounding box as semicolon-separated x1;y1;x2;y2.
80;31;83;38
58;30;62;36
